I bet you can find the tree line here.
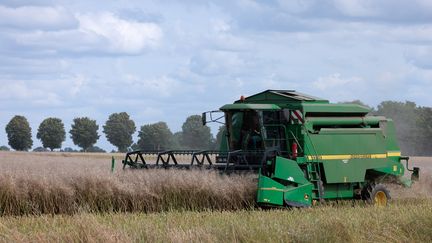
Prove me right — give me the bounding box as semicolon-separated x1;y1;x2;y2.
1;100;431;155
2;113;221;153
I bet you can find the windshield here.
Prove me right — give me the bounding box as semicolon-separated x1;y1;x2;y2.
226;110;263;150
225;110;288;152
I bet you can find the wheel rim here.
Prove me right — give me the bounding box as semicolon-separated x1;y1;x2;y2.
374;191;387;206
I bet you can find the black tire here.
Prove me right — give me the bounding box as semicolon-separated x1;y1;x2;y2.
362;183;391;206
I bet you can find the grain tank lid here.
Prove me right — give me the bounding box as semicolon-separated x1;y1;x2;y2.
220;103;281;111
269;90;326;101
302;103;371;114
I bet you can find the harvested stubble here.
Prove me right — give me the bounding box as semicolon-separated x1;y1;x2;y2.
0;199;431;242
0;152;256;216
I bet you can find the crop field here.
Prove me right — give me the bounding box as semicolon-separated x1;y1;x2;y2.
0;152;431;242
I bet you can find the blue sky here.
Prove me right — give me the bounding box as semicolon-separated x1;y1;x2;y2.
0;0;431;151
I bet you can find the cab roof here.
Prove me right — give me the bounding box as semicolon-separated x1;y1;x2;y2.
234;90;328;103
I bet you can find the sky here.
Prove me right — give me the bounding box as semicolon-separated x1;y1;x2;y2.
0;0;431;151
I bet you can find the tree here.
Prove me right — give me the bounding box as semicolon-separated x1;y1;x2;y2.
416;106;432;155
36;117;66;151
339;100;374;112
86;146;106;153
182;115;213;150
69;117;100;152
170;131;185;150
376;101;419;155
33;147;49;152
137;122;173;150
5;115;33;151
62;147;78;153
103;112;136;152
0;145;10;151
131;143;140;151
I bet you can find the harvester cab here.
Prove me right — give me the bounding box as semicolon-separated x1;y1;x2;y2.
220;104;287;152
122;90;419;207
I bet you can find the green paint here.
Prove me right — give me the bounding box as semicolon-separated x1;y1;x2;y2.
218;90;417;207
272;156;309;185
220;103;281;111
257;157;313;207
284;183;314;207
257;175;285;206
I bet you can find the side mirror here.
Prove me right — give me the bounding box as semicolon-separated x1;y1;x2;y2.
202;112;207;126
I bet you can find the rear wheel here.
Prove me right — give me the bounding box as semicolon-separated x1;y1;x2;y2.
362;183;391;206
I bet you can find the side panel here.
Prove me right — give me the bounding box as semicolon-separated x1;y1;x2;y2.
305;128;403;183
257;156;313;207
257;176;285;205
322;184;355;199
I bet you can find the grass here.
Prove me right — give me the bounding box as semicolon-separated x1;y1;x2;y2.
0;152;256;216
0;199;431;242
0;168;256;216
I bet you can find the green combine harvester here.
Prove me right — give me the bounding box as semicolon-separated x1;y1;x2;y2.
123;90;419;207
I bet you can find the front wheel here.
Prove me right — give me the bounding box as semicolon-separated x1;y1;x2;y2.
362;183;391;206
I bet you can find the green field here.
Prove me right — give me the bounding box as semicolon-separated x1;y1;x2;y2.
0;152;430;242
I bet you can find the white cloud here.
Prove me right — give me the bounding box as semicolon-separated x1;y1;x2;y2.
9;11;163;56
382;25;432;44
313;73;362;90
217;0;432;33
70;74;86;96
0;5;77;30
124;74;180;97
208;20;252;51
212;19;231;33
0;81;62;106
189;50;248;76
77;12;163;54
237;0;262;10
330;0;432;22
0;81;33;100
404;46;432;69
0;0;53;7
332;0;377;17
276;0;316;14
311;68;432;106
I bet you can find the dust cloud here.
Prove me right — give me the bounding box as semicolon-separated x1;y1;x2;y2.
388;157;432;199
